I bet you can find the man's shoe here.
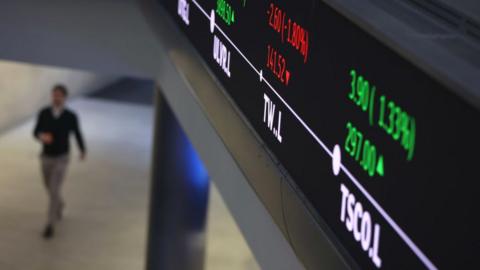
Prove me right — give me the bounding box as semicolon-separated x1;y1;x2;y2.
43;225;54;239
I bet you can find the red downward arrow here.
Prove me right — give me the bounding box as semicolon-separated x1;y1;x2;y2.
285;70;291;85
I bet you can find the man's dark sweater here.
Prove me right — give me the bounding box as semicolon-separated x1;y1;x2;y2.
33;107;86;157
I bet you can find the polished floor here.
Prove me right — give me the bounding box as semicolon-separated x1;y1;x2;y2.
0;97;259;269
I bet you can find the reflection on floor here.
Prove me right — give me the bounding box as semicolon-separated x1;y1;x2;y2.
0;97;259;269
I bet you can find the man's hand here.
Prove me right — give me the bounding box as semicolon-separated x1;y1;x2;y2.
80;152;86;161
39;133;53;145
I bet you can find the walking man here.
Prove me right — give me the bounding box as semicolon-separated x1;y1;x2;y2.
33;85;86;239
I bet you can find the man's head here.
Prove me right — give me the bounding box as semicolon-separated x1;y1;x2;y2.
51;85;68;108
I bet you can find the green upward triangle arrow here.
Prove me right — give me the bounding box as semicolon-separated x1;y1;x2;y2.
376;155;384;177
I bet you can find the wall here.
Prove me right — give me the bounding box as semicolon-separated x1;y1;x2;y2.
0;60;115;133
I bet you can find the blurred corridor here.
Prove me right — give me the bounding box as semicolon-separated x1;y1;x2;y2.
0;80;259;270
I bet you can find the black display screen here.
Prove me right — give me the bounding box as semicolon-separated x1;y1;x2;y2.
161;0;480;269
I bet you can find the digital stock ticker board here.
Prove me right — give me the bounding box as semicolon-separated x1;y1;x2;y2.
162;0;480;269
